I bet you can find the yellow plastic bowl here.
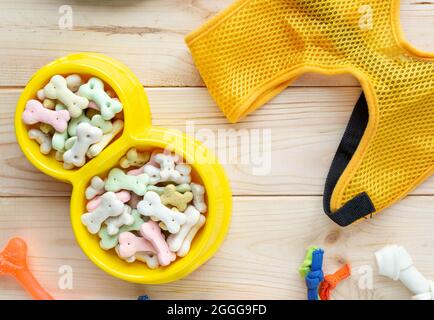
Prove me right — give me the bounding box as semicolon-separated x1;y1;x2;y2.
15;53;232;284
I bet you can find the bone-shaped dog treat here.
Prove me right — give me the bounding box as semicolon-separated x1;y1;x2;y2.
44;75;89;118
67;113;90;136
85;176;105;200
120;148;151;169
160;184;193;211
51;104;69;151
137;191;186;234
65;74;82;92
63;122;103;167
78;77;123;120
375;245;434;300
86;176;105;200
128;192;141;209
91;114;113;134
191;183;207;213
0;238;53;300
42;99;55;110
87;120;123;158
39;123;54;135
147;184;191;195
28;129;52;155
81;192;124;234
36;89;45;101
139;220;176;266
117;232;156;259
154;153;180;181
142;164;161;184
167;206;200;252
64;136;76;150
98;209;145;250
174;164;192;184
176;214;206;257
86;190;131;211
104;204;135;235
105;168;148;196
135;252;159;269
22;100;70;132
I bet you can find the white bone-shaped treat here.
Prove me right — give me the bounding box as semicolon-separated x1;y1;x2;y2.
86;120;123;158
167;206;200;252
173;164;192;184
135;252;160;269
104;204;135;235
154;153;180;181
85;176;105;200
63;122;103;167
28;129;52;154
65;74;83;92
143;164;161;185
375;245;434;300
43;75;89;118
137;191;186;234
77;77;123;120
81;192;124;234
191;183;207;213
176;214;206;257
105;168;149;196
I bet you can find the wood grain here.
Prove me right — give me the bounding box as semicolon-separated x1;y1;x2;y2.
2;87;433;197
1;0;434;300
0;0;433;87
0;196;432;300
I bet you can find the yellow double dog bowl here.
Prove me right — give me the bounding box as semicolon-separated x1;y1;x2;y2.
14;53;232;284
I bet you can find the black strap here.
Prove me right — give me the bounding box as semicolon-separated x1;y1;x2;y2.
323;93;375;227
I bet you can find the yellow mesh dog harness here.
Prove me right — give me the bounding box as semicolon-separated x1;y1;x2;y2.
186;0;434;226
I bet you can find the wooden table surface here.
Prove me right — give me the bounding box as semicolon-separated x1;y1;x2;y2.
1;0;434;300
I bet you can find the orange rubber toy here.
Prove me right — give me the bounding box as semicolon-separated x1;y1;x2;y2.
319;264;351;300
0;238;53;300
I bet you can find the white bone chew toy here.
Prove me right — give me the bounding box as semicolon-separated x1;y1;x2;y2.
137;191;186;234
81;192;124;234
375;245;434;300
63;122;103;167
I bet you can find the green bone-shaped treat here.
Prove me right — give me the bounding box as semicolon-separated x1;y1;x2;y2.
67;113;91;136
78;77;123;120
105;168;149;195
64;136;77;150
91;114;113;134
98;209;146;250
52;104;69;151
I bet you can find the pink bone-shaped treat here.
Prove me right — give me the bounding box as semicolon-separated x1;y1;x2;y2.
22;100;70;132
86;191;131;212
139;220;176;266
118;232;156;259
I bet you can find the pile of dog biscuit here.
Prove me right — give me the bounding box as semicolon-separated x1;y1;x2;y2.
82;149;207;269
22;74;124;169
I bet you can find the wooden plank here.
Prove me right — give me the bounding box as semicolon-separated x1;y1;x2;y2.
0;195;433;300
0;0;433;86
2;87;433;196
